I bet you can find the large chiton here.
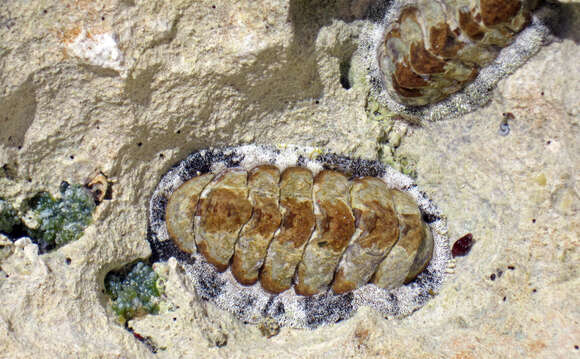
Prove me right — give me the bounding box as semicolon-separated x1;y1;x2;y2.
149;145;451;328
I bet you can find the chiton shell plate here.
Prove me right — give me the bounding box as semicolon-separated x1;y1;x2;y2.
149;145;451;328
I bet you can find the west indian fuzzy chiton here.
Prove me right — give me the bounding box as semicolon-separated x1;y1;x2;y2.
368;0;554;120
149;145;451;328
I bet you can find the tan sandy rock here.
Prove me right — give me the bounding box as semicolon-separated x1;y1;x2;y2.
0;0;578;358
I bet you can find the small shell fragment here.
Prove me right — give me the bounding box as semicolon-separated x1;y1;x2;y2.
85;171;110;204
452;233;475;257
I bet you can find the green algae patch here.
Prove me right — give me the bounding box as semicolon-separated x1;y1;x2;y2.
105;262;164;323
366;94;398;124
0;199;20;234
368;97;418;179
24;182;96;251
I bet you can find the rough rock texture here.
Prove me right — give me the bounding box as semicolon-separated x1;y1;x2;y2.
0;0;578;358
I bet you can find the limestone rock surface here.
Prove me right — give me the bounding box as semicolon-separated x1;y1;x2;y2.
0;0;578;358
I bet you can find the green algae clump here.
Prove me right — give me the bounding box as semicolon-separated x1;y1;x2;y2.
25;182;96;251
105;262;164;323
0;199;20;234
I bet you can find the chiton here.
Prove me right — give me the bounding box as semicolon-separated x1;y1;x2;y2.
149;145;451;328
367;0;554;120
378;0;540;106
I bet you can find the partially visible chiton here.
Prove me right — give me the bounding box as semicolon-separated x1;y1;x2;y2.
378;0;540;106
149;145;450;328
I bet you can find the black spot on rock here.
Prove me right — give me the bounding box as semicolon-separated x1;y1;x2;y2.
409;268;439;290
147;227;195;264
401;184;418;191
261;296;275;317
339;60;352;90
211;149;244;168
150;239;194;264
296;155;306;167
261;296;286;318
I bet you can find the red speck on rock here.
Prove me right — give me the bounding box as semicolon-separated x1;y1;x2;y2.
452;233;474;257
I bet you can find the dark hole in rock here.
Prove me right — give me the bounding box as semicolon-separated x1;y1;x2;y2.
339;59;352;90
103;182;114;200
